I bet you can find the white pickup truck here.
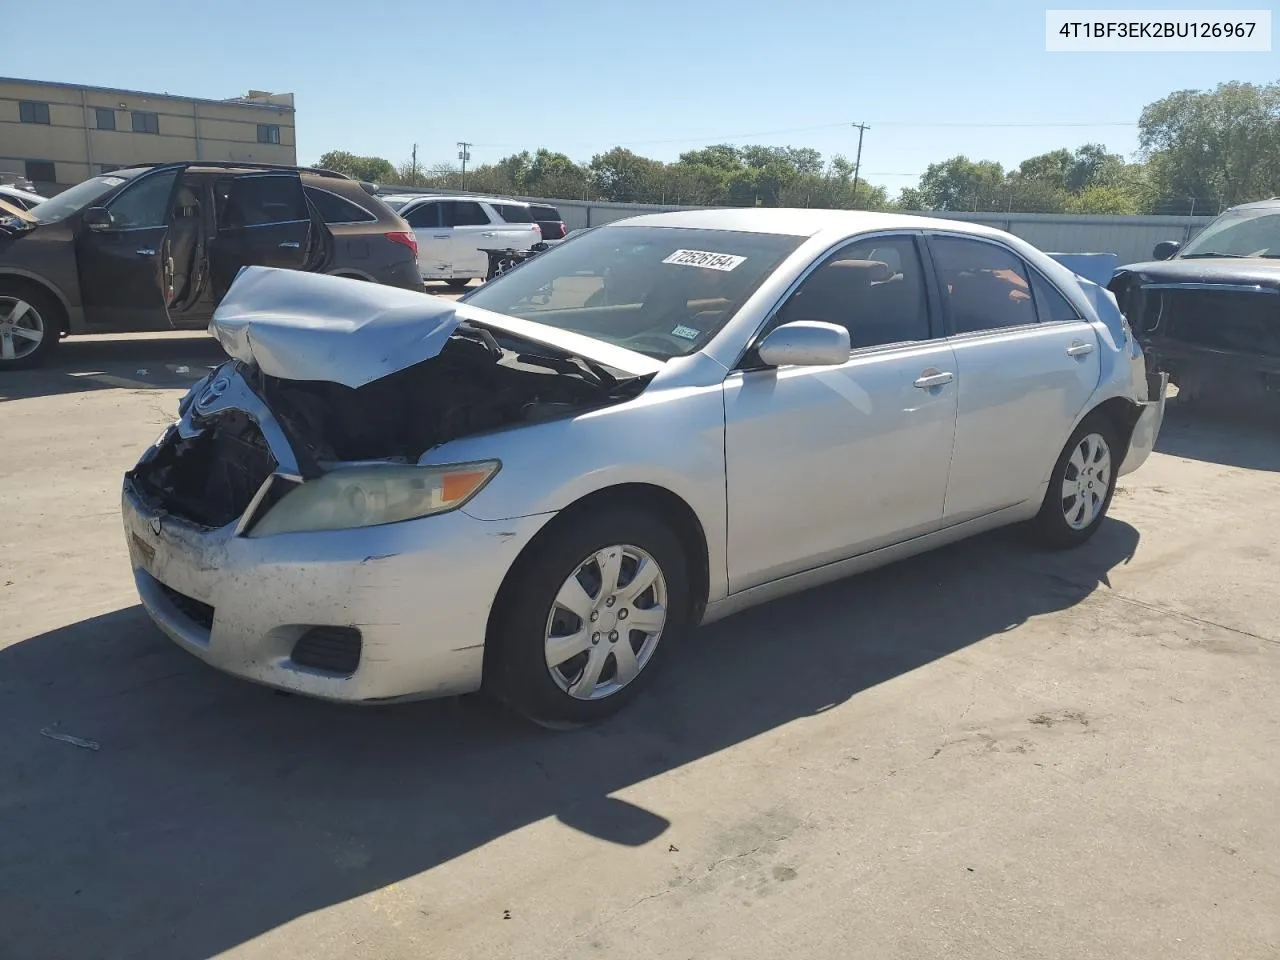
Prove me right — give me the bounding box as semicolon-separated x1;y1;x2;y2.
381;194;541;288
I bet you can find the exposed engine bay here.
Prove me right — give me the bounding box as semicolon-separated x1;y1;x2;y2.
129;322;651;528
251;322;650;463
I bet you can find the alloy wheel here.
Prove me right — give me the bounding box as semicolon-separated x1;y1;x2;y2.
0;296;45;361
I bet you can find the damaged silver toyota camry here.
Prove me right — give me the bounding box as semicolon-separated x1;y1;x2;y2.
122;209;1167;726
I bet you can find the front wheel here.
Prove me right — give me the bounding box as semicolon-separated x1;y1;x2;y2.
0;284;60;370
1032;414;1120;549
445;278;473;290
484;506;692;727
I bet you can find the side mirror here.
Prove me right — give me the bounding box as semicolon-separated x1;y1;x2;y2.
82;206;114;231
756;320;851;367
1152;240;1180;261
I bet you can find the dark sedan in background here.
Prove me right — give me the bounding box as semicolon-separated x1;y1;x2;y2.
1109;198;1280;407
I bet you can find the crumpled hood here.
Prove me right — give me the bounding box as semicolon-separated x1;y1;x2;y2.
210;266;662;388
1116;258;1280;288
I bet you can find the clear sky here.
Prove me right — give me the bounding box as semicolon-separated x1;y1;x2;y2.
7;0;1275;195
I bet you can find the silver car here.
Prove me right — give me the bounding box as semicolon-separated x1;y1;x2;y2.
121;209;1167;726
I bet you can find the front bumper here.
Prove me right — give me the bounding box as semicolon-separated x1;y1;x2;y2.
1118;371;1168;477
123;478;552;701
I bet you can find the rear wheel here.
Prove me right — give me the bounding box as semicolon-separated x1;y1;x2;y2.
0;283;60;370
484;506;692;727
1032;413;1119;549
445;278;473;290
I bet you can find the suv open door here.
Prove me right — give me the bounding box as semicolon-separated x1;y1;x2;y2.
208;172;319;300
75;167;181;331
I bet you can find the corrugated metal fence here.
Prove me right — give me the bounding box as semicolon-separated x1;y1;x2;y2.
379;186;1213;265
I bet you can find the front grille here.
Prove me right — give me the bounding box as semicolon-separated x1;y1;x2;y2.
156;581;215;631
291;627;363;676
130;412;277;528
1156;289;1280;358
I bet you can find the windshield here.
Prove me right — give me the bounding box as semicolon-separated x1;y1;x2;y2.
26;174;134;224
1179;208;1280;259
460;225;805;359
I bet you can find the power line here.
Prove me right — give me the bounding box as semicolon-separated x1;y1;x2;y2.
467;119;1140;152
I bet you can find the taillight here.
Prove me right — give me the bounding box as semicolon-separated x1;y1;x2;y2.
533;223;542;235
386;230;418;260
557;221;567;238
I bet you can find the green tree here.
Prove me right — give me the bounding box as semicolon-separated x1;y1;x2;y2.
1138;81;1280;213
915;156;1007;211
588;147;664;203
315;150;396;183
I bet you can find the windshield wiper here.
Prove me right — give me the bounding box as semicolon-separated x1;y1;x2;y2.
1180;252;1246;259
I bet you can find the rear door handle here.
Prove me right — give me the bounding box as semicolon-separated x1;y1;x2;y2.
1066;340;1095;357
433;234;450;239
278;240;301;249
480;231;497;237
135;248;156;256
913;369;954;389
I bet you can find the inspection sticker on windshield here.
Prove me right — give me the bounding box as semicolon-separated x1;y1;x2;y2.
100;177;125;187
670;324;700;340
662;249;746;271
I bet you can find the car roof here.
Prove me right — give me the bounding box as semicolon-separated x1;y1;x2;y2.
397;194;531;207
1223;197;1280;213
607;207;1011;239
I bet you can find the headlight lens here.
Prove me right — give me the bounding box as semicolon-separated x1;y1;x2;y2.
247;460;500;537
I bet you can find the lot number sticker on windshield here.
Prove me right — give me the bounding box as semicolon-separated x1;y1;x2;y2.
662;249;746;271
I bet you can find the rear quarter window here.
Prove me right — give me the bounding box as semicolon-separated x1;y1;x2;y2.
304;186;378;224
530;205;561;220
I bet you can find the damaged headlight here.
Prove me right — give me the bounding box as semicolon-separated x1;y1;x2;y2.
247;461;500;537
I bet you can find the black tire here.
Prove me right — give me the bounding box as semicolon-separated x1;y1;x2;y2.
1032;412;1120;549
445;278;473;290
0;282;61;371
484;505;692;728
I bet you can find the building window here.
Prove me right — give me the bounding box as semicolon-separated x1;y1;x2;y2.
131;111;160;135
19;101;51;125
24;160;56;184
257;124;281;144
95;108;117;131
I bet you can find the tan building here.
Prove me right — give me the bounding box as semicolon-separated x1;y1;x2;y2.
0;77;296;193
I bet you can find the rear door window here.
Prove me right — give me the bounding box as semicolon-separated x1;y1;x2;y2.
404;202;440;229
530;205;561;220
443;200;490;227
493;203;534;223
929;235;1038;334
216;174;308;228
304;186;377;224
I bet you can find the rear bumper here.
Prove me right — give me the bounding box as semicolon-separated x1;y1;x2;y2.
1118;371;1168;477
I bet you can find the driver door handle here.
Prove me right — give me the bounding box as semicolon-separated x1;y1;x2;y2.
278;240;301;249
433;234;449;239
480;231;497;237
135;248;156;256
1067;340;1095;357
913;369;954;389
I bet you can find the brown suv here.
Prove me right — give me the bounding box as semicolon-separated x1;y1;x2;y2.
0;161;422;369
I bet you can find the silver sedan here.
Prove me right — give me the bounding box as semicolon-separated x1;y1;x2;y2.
121;209;1167;726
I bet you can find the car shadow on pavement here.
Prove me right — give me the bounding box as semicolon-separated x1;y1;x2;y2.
0;520;1139;960
0;334;224;401
1155;402;1280;472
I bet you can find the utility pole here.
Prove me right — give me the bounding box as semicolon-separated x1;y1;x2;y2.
457;141;472;190
851;122;869;207
411;143;418;184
